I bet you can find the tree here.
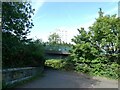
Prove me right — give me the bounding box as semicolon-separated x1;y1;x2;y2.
22;39;45;67
2;2;45;68
48;32;61;45
71;8;120;62
68;8;119;78
71;28;98;65
2;2;35;40
89;8;120;55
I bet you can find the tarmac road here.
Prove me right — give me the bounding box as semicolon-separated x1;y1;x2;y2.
18;69;118;88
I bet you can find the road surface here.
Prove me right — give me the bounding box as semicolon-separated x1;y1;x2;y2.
18;69;118;88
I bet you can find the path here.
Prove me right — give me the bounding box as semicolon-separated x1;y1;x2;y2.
18;69;118;88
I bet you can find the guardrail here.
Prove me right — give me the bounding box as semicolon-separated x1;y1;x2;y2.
1;67;44;86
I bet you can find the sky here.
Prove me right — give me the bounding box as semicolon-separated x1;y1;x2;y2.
27;0;119;43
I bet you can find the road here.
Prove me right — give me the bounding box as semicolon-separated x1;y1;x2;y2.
18;69;118;88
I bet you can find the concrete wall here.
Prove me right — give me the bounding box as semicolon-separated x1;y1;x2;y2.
2;67;44;86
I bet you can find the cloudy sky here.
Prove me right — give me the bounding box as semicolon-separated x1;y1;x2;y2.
27;0;119;43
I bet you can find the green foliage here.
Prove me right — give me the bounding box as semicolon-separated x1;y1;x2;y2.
62;57;75;71
2;2;45;68
46;32;72;54
48;33;61;45
89;11;120;55
90;62;119;79
45;59;66;69
73;57;119;79
2;36;45;68
2;2;34;40
45;58;75;71
68;8;120;79
75;63;91;73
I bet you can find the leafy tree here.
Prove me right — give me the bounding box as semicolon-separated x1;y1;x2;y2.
48;33;61;45
2;2;34;40
21;39;45;67
89;8;120;56
71;28;98;66
68;8;119;79
2;2;45;68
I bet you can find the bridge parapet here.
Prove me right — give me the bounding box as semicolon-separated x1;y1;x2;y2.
44;45;71;59
44;45;71;54
45;50;70;55
2;67;43;86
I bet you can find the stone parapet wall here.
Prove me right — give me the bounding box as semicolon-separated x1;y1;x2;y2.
1;67;44;86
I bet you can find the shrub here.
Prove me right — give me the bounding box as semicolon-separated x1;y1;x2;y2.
45;59;65;69
67;55;119;79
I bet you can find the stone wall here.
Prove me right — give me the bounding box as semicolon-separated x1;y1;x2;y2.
2;67;44;86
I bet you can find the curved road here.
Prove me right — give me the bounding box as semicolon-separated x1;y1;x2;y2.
18;69;118;88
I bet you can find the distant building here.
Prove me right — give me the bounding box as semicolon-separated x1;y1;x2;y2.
56;29;68;43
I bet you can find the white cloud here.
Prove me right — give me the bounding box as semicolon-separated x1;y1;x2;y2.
31;0;45;18
27;31;50;42
37;32;50;42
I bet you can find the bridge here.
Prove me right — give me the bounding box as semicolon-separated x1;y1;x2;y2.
44;45;71;59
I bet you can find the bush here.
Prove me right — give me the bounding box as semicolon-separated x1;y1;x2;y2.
75;63;91;73
67;55;119;79
45;59;65;69
2;35;45;68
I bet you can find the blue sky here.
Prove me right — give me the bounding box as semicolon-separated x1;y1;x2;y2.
28;1;119;43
